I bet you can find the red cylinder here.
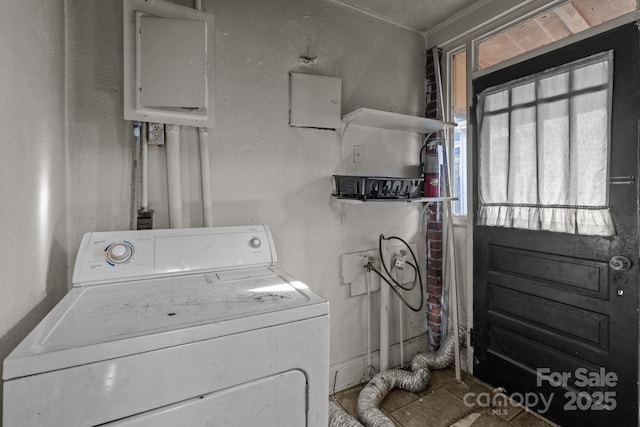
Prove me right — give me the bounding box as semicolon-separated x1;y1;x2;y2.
424;143;440;197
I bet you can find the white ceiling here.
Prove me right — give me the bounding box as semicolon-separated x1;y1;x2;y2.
330;0;481;33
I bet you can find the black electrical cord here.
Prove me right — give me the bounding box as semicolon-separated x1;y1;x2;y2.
365;234;424;313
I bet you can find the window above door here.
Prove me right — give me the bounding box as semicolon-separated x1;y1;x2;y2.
476;0;636;70
476;51;615;236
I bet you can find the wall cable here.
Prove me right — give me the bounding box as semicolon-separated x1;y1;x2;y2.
365;234;424;313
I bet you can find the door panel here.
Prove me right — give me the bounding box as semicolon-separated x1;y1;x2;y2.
473;23;639;426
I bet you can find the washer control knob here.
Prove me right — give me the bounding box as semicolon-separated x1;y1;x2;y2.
106;242;134;264
250;238;262;249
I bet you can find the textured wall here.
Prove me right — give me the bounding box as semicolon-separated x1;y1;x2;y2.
67;0;427;391
0;0;67;421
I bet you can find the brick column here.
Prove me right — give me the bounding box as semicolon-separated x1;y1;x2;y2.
426;202;443;351
424;46;445;352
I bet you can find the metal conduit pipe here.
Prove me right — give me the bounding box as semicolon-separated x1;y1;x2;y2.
193;0;214;228
199;127;213;227
328;332;459;427
165;124;183;229
141;122;149;211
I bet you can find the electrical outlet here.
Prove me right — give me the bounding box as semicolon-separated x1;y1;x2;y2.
136;209;154;230
148;122;165;145
353;145;363;163
385;243;418;286
394;250;407;269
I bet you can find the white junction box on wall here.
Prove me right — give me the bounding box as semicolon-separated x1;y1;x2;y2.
289;73;341;130
123;0;215;127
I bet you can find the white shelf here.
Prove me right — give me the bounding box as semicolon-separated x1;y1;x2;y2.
332;196;457;204
342;108;456;133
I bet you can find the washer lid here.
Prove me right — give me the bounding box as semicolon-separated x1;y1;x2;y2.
3;267;328;380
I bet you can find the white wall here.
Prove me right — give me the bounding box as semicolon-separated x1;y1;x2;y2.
66;0;428;391
0;0;68;421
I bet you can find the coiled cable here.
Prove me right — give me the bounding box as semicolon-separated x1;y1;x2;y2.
365;234;424;312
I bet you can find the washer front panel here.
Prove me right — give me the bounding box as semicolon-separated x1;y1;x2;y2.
103;371;306;426
3;316;329;427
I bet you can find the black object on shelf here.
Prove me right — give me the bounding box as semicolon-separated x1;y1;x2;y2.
333;175;423;200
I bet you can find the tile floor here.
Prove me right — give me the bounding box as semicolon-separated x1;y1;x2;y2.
330;368;558;427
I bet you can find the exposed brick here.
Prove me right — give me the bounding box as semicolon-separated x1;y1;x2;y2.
427;301;441;311
427;295;441;306
427;303;440;313
427;276;441;287
427;312;441;324
425;172;444;351
427;285;441;295
427;268;441;278
426;231;442;240
428;249;443;259
429;240;442;250
427;221;443;231
429;259;442;269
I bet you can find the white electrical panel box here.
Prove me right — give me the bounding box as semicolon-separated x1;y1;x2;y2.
289;73;341;130
138;17;206;110
124;0;215;127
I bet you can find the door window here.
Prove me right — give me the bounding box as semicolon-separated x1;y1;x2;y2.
476;51;614;235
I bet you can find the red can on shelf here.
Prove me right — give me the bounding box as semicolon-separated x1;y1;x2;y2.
423;141;440;197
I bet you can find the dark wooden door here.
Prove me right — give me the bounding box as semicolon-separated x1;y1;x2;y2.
473;24;639;426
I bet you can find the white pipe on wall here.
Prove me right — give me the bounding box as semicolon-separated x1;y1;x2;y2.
141;122;149;211
380;245;391;373
365;267;372;380
380;283;390;372
397;270;404;367
194;0;213;228
199;127;213;227
445;201;461;381
165;124;183;229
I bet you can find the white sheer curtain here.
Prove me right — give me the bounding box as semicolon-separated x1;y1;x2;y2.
476;51;615;236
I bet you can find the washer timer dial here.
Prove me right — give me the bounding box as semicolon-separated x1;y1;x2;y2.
105;241;134;266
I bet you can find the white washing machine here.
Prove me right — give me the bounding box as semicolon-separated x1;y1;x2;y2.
2;225;329;426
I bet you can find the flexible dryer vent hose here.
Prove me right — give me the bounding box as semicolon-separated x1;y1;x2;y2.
328;332;458;427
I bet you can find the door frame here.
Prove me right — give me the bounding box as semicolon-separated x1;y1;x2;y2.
438;10;640;378
469;22;640;426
